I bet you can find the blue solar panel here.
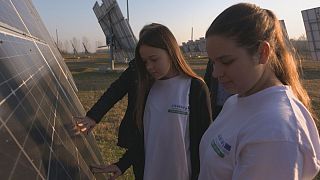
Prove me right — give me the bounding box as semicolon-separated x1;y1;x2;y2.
0;0;106;179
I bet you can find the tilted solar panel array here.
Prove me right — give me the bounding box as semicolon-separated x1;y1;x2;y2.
0;0;106;179
93;0;137;62
302;7;320;61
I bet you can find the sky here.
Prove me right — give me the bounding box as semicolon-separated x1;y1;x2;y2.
32;0;320;52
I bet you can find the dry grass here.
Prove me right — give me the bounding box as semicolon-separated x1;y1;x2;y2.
301;60;320;120
68;58;320;179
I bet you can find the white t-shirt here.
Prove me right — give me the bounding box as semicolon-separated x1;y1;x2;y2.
143;75;192;180
199;85;320;180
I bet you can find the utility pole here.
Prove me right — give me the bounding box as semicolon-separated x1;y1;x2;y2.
191;27;193;41
56;29;58;47
127;0;129;22
55;29;61;52
107;14;115;70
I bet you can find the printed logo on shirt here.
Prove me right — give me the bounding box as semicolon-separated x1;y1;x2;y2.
168;104;189;115
211;134;232;158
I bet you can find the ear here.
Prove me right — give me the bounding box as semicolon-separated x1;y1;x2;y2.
257;41;270;64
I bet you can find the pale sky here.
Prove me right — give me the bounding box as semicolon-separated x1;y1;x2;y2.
32;0;319;52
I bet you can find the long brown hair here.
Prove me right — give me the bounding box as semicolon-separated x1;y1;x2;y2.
205;3;316;121
135;23;202;129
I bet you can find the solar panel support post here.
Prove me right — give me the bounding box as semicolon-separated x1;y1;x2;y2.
107;36;115;70
127;0;129;23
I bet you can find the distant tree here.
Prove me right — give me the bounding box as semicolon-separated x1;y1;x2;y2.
298;34;307;41
51;35;62;52
290;34;310;60
71;37;80;53
63;40;71;53
57;40;64;53
82;36;91;53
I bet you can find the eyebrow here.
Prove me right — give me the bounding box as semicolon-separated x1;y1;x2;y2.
148;55;158;58
214;55;233;61
142;54;157;59
141;54;158;62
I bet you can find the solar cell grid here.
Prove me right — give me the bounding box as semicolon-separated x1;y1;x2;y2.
0;1;106;179
0;0;28;33
302;7;320;60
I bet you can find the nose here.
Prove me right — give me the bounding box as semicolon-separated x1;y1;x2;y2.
145;61;153;72
212;64;220;78
212;63;225;79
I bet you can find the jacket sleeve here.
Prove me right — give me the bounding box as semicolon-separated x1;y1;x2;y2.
189;79;212;180
114;148;134;173
114;131;145;178
86;61;134;123
198;79;213;132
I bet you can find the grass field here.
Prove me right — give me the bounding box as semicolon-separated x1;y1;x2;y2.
66;58;320;179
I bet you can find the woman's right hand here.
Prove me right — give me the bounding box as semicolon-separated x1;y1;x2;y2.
90;164;122;180
73;116;96;135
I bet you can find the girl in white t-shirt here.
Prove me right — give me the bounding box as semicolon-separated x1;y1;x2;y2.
91;23;212;180
199;3;320;180
134;23;212;180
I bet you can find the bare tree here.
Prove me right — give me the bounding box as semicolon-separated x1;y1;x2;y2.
71;37;80;53
290;34;310;60
63;40;70;53
297;34;307;41
82;36;91;53
51;35;61;52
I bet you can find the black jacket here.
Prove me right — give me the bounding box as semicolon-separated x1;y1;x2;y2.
115;77;212;180
204;59;232;120
86;59;138;148
204;59;218;107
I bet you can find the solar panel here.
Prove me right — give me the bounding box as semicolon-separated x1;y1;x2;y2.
0;0;106;179
93;0;137;62
302;7;320;61
279;20;289;40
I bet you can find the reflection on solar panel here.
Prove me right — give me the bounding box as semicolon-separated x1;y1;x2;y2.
0;0;106;179
302;7;320;61
93;0;137;62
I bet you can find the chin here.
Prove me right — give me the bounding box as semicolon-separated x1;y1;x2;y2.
153;76;162;80
224;87;236;94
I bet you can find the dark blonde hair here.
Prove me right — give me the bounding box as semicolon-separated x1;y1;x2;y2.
135;23;202;129
206;3;317;121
